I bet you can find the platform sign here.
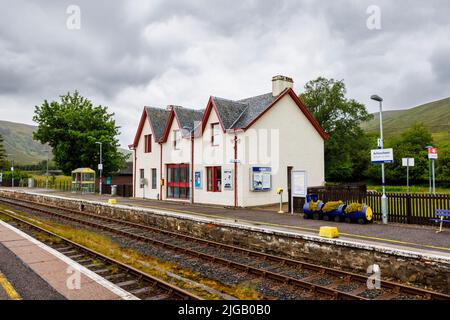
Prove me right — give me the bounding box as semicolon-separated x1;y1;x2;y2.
251;167;272;191
428;148;438;160
106;177;111;185
402;158;415;167
371;148;394;164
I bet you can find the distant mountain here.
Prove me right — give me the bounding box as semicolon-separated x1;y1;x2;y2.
0;120;131;165
361;97;450;146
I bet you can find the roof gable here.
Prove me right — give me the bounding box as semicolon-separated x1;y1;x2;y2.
129;107;170;148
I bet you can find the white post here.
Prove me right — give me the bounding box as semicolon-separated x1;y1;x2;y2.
406;160;409;194
432;159;436;195
378;100;388;224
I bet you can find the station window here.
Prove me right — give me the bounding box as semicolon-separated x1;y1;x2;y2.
144;134;152;153
211;123;221;146
151;168;157;189
206;166;221;192
173;130;181;150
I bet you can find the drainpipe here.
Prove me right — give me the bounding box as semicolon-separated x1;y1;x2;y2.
131;147;136;198
191;135;194;204
234;134;237;208
159;142;163;201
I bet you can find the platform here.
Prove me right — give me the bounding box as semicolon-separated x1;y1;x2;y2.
6;188;449;259
0;216;137;300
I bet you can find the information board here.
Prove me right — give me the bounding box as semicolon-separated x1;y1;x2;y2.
223;169;233;190
194;171;202;189
291;170;307;197
251;167;272;191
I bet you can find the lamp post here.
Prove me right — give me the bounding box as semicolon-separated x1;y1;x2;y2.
371;94;388;224
6;154;14;188
95;142;103;195
45;147;49;190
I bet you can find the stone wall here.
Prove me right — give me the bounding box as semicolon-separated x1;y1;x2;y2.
1;189;449;294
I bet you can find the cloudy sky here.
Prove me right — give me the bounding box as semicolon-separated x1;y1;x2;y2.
1;0;449;147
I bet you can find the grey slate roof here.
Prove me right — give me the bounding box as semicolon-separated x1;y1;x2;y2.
231;93;277;129
145;106;170;141
172;106;204;134
211;97;247;129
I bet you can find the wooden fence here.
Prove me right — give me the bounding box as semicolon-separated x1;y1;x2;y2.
309;190;450;225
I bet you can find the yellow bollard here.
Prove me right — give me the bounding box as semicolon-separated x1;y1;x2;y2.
319;226;339;238
108;199;117;205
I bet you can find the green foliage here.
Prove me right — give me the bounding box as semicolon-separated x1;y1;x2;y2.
322;201;344;213
364;123;450;185
300;77;373;182
345;203;365;214
33;91;128;176
308;200;322;211
1;170;30;181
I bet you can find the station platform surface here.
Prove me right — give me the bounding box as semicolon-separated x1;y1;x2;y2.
7;188;450;260
0;216;137;300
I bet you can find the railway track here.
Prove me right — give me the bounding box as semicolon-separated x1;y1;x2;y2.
1;196;449;300
0;207;200;301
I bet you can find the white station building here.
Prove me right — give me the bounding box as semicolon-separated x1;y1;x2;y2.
129;75;327;207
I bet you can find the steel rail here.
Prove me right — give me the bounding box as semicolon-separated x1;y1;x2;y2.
0;207;201;301
1;196;449;300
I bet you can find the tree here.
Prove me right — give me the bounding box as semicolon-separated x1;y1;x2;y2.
384;123;433;184
0;134;6;169
33;91;128;176
300;77;373;182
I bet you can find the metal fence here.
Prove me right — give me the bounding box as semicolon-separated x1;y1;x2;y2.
309;189;450;225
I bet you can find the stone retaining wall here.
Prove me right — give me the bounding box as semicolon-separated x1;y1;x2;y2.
1;189;449;294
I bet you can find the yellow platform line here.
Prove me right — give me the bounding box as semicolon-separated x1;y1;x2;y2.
131;202;450;253
0;272;21;300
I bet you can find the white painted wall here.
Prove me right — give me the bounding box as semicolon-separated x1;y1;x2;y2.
134;118;161;199
161;117;191;202
238;94;325;207
193;107;236;206
133;93;325;207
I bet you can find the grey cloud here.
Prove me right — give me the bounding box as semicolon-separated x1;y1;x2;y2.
0;0;449;147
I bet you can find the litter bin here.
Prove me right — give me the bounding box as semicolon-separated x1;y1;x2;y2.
28;178;34;188
111;185;117;196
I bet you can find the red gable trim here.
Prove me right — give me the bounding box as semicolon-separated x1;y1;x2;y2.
201;97;226;134
130;108;148;148
130;107;161;148
159;107;185;143
243;88;328;140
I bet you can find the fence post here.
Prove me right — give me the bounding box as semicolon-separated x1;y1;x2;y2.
406;193;412;224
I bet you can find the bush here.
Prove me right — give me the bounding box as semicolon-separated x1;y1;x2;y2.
322;201;344;213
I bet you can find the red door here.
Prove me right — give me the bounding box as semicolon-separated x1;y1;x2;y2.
167;164;190;199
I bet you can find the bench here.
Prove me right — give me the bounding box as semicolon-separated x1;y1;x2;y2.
431;209;450;233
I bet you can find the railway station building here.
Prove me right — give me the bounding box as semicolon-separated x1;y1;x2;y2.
129;75;327;207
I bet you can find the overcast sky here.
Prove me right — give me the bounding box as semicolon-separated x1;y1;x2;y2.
1;0;449;147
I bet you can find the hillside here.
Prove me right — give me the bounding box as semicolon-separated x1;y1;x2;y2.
0;120;131;164
361;97;450;146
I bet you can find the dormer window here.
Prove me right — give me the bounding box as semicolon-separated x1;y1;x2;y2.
173;130;181;150
211;123;221;146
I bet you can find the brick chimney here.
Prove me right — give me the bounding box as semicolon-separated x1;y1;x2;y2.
272;75;293;97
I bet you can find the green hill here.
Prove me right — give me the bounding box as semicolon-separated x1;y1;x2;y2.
362;97;450;146
0;120;49;164
0;120;131;165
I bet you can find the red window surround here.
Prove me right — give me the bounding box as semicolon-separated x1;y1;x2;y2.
144;134;152;153
211;123;220;146
167;164;190;199
206;166;221;192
